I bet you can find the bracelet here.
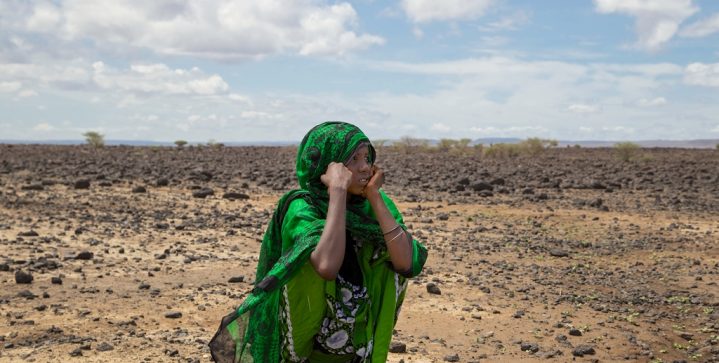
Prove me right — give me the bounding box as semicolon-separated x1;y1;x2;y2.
383;224;402;236
386;228;405;245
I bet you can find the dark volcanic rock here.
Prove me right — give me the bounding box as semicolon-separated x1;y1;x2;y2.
75;251;94;260
0;263;9;271
443;353;460;362
21;184;44;191
572;345;596;357
228;276;245;283
96;342;114;352
51;276;62;284
74;179;91;189
18;230;39;237
165;311;182;319
223;192;250;200
131;186;147;193
389;341;407;353
15;270;33;284
470;182;493;192
520;342;540;353
192;188;214;198
426;282;442;295
156;178;169;187
549;249;569;257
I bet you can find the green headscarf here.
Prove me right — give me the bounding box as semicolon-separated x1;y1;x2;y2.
210;121;393;362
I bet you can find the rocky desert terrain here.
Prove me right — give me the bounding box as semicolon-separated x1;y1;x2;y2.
1;144;718;362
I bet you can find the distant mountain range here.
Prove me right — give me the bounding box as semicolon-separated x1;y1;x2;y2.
1;138;718;148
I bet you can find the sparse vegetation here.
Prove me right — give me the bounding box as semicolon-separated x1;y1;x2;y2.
207;139;224;148
614;142;640;162
392;136;430;153
482;138;558;158
82;131;104;148
175;140;188;148
715;143;718;151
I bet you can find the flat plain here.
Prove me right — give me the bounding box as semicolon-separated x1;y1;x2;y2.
1;145;718;362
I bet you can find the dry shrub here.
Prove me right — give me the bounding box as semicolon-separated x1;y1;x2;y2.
393;136;430;153
614;142;640;162
83;131;105;148
483;138;558;158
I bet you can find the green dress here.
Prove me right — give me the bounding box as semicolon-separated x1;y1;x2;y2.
209;121;428;363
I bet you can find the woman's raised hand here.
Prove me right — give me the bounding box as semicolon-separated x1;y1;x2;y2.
320;162;353;192
363;165;384;199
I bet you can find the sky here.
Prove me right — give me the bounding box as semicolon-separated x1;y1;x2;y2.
1;0;719;143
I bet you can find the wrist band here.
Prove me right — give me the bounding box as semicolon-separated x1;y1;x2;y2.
386;229;404;245
383;224;401;236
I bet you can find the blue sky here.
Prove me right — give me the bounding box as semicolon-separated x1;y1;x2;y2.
1;0;719;142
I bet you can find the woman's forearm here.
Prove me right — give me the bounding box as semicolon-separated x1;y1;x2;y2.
310;187;347;280
367;191;413;272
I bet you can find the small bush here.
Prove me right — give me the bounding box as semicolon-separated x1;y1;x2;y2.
715;143;718;151
82;131;104;148
207;139;224;148
393;136;430;153
614;142;640;162
175;140;188;148
484;143;522;158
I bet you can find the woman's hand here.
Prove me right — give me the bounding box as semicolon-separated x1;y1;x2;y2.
320;162;353;193
362;165;384;199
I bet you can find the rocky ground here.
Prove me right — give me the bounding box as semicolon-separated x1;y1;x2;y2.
0;144;718;362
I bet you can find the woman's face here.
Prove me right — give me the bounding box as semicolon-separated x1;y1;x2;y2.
344;144;373;196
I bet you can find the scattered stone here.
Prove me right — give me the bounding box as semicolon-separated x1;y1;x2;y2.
549;249;569;257
15;270;33;284
96;342;114;352
389;341;407;353
568;328;582;336
138;282;151;290
69;347;83;357
426;282;442;295
520;342;540;353
0;263;9;271
74;180;91;189
18;230;39;237
228;276;245;283
165;311;183;319
131;186;147;193
51;277;62;284
223;192;250;200
443;353;460;362
17;290;37;299
572;345;596;357
21;184;44;191
678;332;693;341
513;310;525;318
192;188;214;198
156;178;169;187
75;251;94;260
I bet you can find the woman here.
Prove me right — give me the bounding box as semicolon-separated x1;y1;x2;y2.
210;121;428;362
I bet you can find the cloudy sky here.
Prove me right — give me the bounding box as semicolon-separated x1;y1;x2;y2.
1;0;719;142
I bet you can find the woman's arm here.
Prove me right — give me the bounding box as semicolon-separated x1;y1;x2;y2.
310;162;351;280
364;167;413;272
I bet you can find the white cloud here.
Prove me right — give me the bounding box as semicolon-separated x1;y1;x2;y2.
431;122;451;132
401;0;494;23
0;81;22;93
568;104;600;114
579;126;594;132
601;126;634;133
10;0;383;60
681;13;719;38
711;125;719;133
481;9;531;31
593;0;698;50
684;62;719;87
470;126;547;135
33;122;55;131
637;97;666;107
18;89;38;97
92;61;229;95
